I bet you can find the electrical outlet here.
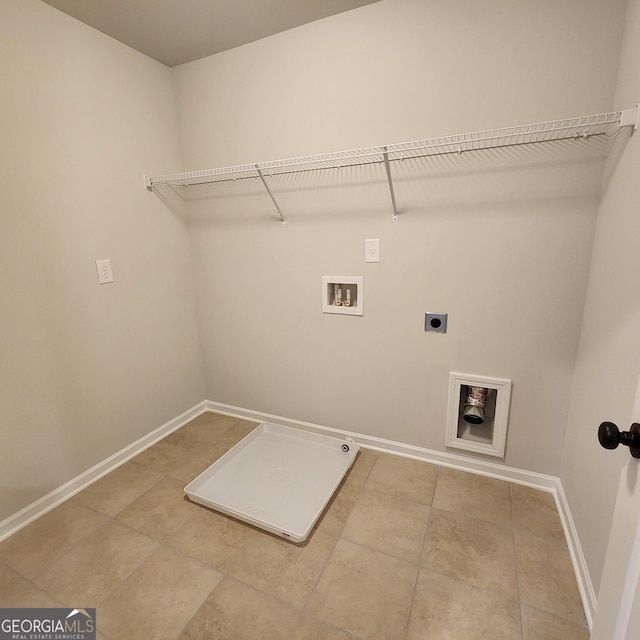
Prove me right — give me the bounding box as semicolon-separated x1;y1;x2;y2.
96;259;114;284
365;238;380;263
425;312;448;333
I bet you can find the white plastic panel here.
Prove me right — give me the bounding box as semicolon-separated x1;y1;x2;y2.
445;372;512;458
184;423;359;542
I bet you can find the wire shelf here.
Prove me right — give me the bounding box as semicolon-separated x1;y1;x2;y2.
145;107;638;223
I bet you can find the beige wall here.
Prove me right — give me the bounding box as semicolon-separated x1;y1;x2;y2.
172;0;626;474
0;0;205;520
561;0;640;596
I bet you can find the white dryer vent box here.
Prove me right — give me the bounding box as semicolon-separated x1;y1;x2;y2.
184;423;359;543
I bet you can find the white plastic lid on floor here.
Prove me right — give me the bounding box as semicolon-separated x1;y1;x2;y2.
184;422;359;543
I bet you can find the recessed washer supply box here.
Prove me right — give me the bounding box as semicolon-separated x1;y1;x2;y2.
184;422;359;542
322;276;363;316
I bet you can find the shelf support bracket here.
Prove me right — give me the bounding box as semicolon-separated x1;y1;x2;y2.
620;105;640;131
256;166;287;227
382;147;399;222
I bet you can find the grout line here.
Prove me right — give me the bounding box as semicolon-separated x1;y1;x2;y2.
294;610;361;639
300;451;373;618
332;536;424;570
157;542;225;640
1;499;114;600
508;485;523;603
403;465;439;640
509;484;525;639
415;563;524;606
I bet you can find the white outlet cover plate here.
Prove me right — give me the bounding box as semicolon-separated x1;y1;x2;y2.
365;239;380;263
96;259;114;284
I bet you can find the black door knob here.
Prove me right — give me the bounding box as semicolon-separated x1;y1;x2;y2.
598;422;640;458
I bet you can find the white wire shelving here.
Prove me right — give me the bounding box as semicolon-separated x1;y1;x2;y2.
145;107;639;226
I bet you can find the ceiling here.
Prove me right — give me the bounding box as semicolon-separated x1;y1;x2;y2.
41;0;381;67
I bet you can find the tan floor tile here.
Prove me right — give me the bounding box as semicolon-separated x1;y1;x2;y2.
295;614;354;640
133;415;248;475
167;414;256;449
511;485;564;541
515;531;586;625
433;467;512;526
179;412;246;445
166;507;259;572
0;501;108;580
168;412;242;446
99;546;222;640
342;487;429;563
116;476;199;542
213;421;259;449
343;448;378;488
226;529;335;609
178;577;298;640
0;423;591;640
308;539;417;640
408;570;521;640
365;453;438;505
423;508;518;599
0;562;60;607
133;437;200;475
160;427;216;451
313;481;361;539
167;443;228;484
521;605;589;640
73;461;164;517
34;520;158;606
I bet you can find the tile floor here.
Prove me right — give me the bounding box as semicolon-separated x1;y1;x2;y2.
0;412;590;639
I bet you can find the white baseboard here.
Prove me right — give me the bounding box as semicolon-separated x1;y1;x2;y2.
207;399;596;626
0;398;596;627
206;400;560;490
553;479;597;627
0;401;208;543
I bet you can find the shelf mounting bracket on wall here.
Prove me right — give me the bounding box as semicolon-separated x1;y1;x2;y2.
620;104;640;130
382;147;399;222
256;165;287;227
